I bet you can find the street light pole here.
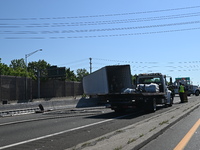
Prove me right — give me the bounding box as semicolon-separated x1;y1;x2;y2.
25;49;42;100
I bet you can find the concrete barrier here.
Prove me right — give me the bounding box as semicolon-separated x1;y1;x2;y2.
0;97;103;116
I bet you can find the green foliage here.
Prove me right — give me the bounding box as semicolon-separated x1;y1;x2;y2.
76;68;89;82
0;58;89;82
10;68;26;77
66;68;77;81
10;58;26;69
132;74;137;85
28;60;51;80
0;63;11;75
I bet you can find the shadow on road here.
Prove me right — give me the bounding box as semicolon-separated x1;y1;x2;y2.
86;105;167;120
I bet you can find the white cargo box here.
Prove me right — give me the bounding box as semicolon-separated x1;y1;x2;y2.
83;65;132;95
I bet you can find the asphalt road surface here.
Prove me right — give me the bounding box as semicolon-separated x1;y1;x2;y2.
0;107;147;150
140;100;200;150
0;96;199;150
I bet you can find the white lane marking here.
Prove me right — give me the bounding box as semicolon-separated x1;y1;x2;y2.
0;113;131;149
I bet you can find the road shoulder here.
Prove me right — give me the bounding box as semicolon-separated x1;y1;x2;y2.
67;98;200;150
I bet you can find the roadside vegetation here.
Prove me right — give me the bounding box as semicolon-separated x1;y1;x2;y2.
0;58;89;82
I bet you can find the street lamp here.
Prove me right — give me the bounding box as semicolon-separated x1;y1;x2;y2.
25;49;42;100
25;49;42;67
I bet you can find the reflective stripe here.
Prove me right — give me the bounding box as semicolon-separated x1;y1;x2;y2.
179;85;184;93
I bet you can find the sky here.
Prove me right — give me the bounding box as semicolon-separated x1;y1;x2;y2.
1;0;200;85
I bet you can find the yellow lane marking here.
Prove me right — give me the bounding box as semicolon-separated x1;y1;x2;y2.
174;119;200;150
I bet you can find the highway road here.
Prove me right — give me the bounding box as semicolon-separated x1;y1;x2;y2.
140;99;200;150
0;107;147;150
0;96;199;150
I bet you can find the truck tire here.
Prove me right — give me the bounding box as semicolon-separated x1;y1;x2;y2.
151;98;157;112
144;98;156;113
195;90;200;96
167;95;173;107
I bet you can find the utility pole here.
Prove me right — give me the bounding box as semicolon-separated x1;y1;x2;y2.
89;58;92;74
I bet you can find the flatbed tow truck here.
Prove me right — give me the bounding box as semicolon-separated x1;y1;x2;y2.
83;65;174;113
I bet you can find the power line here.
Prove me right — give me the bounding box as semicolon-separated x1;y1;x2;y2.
93;58;200;64
3;26;200;39
57;58;88;66
1;12;200;28
65;20;200;33
57;57;200;73
67;27;200;38
1;5;200;20
2;20;200;35
92;58;200;73
61;12;200;26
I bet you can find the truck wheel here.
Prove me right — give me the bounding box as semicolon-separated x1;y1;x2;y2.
151;98;157;112
195;90;200;96
169;96;173;107
167;95;173;107
144;98;156;113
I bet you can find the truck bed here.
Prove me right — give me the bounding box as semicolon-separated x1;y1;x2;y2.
106;92;166;104
107;92;166;97
107;92;167;111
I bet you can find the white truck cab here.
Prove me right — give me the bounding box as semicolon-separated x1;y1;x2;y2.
136;73;173;106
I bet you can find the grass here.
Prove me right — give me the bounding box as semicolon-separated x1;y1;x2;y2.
139;134;144;137
81;142;91;148
127;138;137;144
149;127;157;132
97;136;107;142
113;146;122;150
159;120;169;125
116;130;123;133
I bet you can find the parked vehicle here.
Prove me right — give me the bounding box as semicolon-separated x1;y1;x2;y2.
83;65;174;113
173;77;200;96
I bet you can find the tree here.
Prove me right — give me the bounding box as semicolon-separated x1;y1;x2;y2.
132;74;137;86
8;58;27;76
10;58;26;70
1;57;89;82
66;68;77;81
76;68;89;82
28;60;51;80
0;62;11;75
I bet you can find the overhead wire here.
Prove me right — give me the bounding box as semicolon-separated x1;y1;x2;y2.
66;27;200;39
2;20;200;39
52;57;200;73
92;58;200;73
1;12;200;27
1;5;200;20
1;6;200;39
3;26;200;39
58;58;88;66
57;59;90;73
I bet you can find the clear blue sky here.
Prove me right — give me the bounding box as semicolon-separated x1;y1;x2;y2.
1;0;200;85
